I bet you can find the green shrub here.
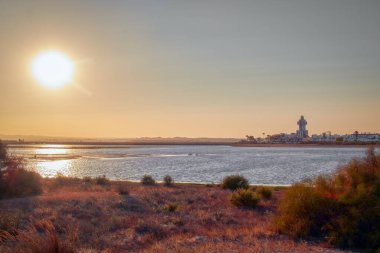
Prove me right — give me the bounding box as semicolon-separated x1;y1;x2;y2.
274;183;336;238
257;186;272;199
222;175;249;190
163;175;173;186
230;188;260;208
275;147;380;252
95;175;109;185
327;178;380;250
141;175;156;185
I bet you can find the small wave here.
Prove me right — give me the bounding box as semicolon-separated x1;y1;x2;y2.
81;154;130;160
153;154;195;158
98;157;131;160
24;154;80;161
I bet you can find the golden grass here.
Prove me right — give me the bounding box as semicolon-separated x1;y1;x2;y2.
0;178;346;253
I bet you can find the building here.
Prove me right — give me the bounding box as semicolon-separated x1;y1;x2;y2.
311;132;339;142
242;114;380;144
343;133;380;142
296;115;308;138
311;132;380;143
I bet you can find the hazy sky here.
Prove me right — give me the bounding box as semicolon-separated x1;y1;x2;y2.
1;0;379;138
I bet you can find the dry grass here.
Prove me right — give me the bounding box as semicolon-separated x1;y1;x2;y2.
0;178;347;253
275;147;380;251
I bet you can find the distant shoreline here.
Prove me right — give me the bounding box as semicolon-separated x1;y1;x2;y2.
232;143;380;148
6;142;235;147
6;141;379;148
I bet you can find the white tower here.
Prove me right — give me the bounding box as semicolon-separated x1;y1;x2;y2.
296;115;308;138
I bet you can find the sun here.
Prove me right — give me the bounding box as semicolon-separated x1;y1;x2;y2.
31;51;74;88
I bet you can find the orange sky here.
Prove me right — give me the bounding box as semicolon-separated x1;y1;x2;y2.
1;1;380;138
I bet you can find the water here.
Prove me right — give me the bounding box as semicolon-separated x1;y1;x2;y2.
9;144;371;185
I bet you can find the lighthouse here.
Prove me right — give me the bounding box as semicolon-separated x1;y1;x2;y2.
296;115;308;138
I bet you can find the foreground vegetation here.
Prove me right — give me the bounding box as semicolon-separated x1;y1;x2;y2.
0;177;342;253
275;147;380;252
0;141;42;199
1;141;377;252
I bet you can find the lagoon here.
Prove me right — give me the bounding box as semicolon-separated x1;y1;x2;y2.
10;144;370;185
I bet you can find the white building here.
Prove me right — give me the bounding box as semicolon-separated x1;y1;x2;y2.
343;133;380;142
311;132;380;143
296;115;308;138
311;132;339;142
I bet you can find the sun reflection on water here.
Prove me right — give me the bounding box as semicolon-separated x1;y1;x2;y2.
30;145;74;177
35;159;72;177
35;145;69;155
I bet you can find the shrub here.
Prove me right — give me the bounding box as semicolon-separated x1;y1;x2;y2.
117;185;129;195
95;175;109;185
275;147;380;251
163;175;173;186
52;173;80;187
82;176;93;184
0;156;42;199
0;143;42;198
134;223;166;239
3;169;42;198
274;183;336;238
107;215;127;232
257;186;272;199
230;188;260;208
173;218;184;227
273;186;284;191
141;175;156;185
164;203;178;212
0;140;7;169
222;175;249;190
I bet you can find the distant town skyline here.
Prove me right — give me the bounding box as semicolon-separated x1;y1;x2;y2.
1;114;378;141
1;1;380;138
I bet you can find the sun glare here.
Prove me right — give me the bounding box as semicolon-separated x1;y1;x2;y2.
31;51;74;88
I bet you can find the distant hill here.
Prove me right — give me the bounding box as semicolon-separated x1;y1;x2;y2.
0;134;240;144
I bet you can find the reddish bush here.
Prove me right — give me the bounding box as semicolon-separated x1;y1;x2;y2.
275;147;380;251
0;156;42;199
